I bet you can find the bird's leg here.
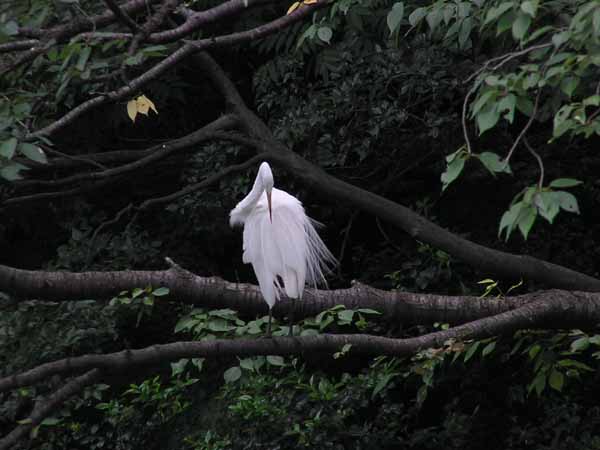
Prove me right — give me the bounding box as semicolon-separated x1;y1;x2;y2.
288;306;294;337
267;308;272;337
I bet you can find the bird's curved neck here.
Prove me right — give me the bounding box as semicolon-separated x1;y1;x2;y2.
238;176;265;211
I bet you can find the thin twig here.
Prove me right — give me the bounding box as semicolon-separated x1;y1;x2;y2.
524;137;544;189
503;89;541;167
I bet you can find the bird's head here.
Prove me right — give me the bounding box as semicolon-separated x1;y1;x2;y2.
258;162;274;222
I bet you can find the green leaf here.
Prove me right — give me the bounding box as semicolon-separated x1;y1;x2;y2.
266;355;286;366
387;2;405;34
18;143;47;164
458;17;472;48
484;2;514;26
2;21;18;36
477;152;511;175
207;319;236;332
76;47;91;71
0;162;28;181
471;90;497;117
356;308;381;315
499;201;524;240
408;7;427;26
557;359;593;371
548;369;564;392
223;366;242;383
441;152;466;191
0;138;17;159
464;341;480;363
476;104;500;135
317;26;333;44
554;191;579;214
552;31;570;48
482;341;496;357
549;178;582;188
512;12;531;40
517;205;537;240
239;358;256;371
530;372;546;396
153;287;170;296
560;77;579;98
520;0;538;17
171;359;188;376
337;309;354;323
571;337;589;352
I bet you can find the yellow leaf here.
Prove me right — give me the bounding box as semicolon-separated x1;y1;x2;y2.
136;97;150;115
136;94;158;116
303;0;318;4
126;100;137;122
287;1;301;14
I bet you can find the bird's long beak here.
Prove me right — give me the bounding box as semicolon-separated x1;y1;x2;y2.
267;190;272;223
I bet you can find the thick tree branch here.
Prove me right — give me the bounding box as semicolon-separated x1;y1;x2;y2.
0;295;592;396
1;262;599;331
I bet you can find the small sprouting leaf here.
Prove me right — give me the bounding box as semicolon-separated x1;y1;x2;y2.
153;287;170;296
386;2;405;34
549;178;582;189
287;1;301;14
266;355;286;366
18;143;47;164
548;369;564;392
317;26;333;44
0;137;17;159
127;100;138;122
223;366;242;383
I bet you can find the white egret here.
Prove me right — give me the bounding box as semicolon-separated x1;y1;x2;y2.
229;162;336;335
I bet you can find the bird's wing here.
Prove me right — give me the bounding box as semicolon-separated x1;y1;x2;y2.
243;190;307;300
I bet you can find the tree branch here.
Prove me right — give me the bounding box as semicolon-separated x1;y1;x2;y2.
0;369;102;450
11;115;238;194
138;152;268;210
0;295;592;396
102;0;141;33
26;0;325;139
1;261;599;332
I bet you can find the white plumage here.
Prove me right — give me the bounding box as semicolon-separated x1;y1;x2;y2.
230;162;335;332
